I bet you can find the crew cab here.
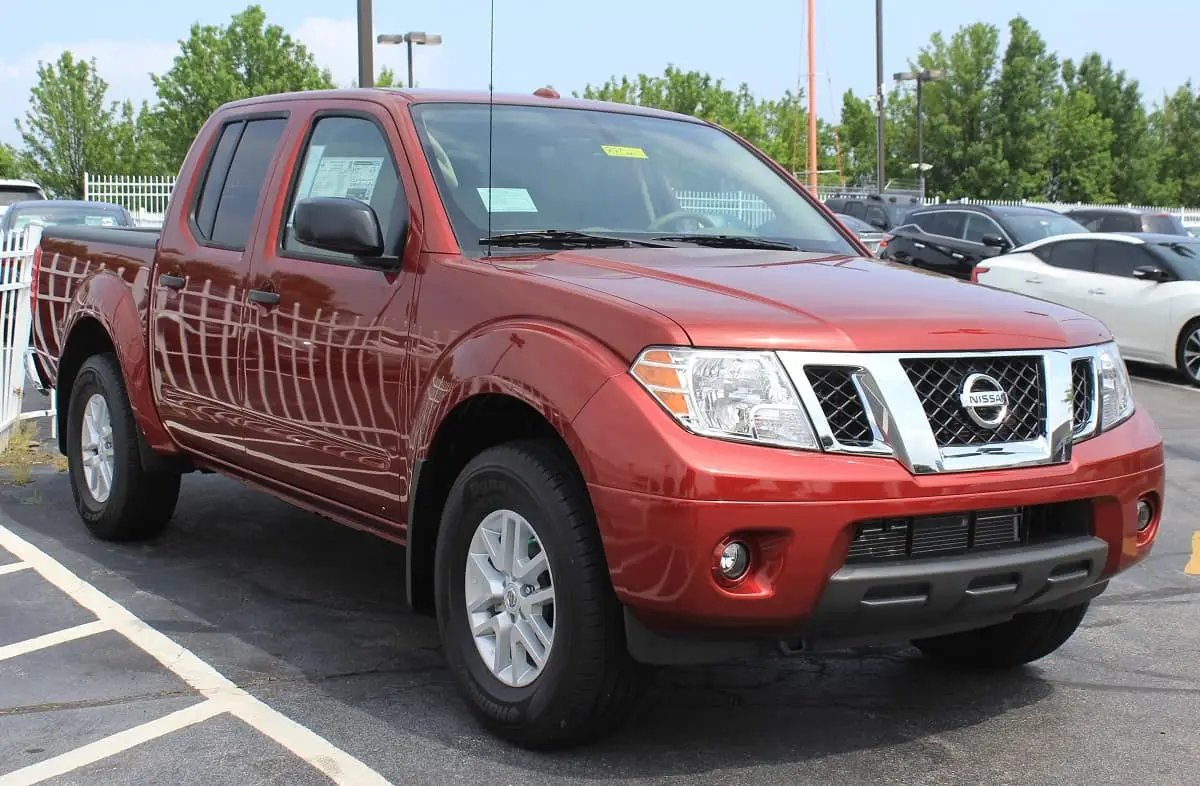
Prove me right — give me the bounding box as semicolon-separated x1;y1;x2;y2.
28;88;1165;750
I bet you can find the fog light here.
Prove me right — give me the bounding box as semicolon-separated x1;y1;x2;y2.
1136;499;1154;532
718;541;750;581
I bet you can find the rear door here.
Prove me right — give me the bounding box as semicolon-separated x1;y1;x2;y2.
152;113;289;462
238;100;422;521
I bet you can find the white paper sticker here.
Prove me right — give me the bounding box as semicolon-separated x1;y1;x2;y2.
476;187;538;213
308;156;385;203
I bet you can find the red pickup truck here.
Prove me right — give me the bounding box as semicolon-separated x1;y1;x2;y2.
28;88;1164;749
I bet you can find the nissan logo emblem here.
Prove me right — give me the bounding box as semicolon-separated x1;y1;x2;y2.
959;372;1009;429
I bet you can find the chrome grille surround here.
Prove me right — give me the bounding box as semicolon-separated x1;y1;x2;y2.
776;345;1105;475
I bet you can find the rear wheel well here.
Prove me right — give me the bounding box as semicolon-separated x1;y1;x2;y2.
407;394;578;616
55;318;116;455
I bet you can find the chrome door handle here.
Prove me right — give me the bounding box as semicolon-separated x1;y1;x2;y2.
159;274;185;289
1088;288;1107;295
1025;277;1043;284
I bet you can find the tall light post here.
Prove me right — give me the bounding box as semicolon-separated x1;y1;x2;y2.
377;32;443;88
874;0;885;192
357;0;373;88
893;69;945;198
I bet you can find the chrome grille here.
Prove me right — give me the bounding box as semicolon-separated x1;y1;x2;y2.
1071;358;1094;434
805;366;873;447
900;356;1045;447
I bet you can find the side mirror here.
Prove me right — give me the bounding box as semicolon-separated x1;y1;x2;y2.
981;233;1010;250
293;196;386;258
1133;264;1170;282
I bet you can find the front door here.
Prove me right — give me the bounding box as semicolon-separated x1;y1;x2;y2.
239;102;422;522
152;115;289;463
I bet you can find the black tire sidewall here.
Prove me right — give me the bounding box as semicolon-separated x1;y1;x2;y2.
1176;320;1200;384
66;356;134;527
435;450;590;729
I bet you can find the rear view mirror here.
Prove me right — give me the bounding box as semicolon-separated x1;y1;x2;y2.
981;233;1010;250
294;197;385;257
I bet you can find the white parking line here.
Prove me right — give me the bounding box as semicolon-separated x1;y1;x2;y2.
0;620;110;662
0;562;30;576
0;520;393;786
0;700;225;786
1132;376;1200;393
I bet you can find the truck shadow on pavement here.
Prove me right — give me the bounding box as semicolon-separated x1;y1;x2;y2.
0;470;1054;779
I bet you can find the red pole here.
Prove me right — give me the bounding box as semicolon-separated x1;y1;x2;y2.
807;0;818;193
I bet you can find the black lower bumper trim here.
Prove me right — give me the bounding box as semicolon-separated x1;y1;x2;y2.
796;536;1109;648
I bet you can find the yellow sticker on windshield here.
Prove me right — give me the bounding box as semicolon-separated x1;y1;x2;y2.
601;145;648;159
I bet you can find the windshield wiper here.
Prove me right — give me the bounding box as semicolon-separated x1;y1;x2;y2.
480;229;670;249
649;233;801;251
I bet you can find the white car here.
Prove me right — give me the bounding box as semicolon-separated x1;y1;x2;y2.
972;231;1200;385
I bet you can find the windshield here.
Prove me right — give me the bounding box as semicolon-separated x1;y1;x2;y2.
1004;213;1087;246
409;102;856;255
884;204;915;225
7;203;130;232
0;188;44;207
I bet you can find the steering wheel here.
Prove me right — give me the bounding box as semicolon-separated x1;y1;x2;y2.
646;210;720;232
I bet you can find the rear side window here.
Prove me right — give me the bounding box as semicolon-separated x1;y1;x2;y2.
1045;240;1096;271
192;117;288;250
924;211;967;238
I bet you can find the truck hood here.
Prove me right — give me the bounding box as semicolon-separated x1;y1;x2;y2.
507;247;1110;353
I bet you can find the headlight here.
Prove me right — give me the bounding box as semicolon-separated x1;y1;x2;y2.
1097;341;1135;431
629;347;820;450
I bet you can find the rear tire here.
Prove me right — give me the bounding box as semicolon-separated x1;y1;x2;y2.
1174;319;1200;386
65;353;180;541
912;602;1090;669
433;438;645;749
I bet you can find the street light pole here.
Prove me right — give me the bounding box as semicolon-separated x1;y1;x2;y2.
874;0;885;191
357;0;374;88
892;69;944;199
377;32;442;88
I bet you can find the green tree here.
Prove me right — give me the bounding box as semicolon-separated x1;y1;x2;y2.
375;67;398;88
0;144;21;179
1148;84;1200;206
1046;63;1115;203
911;22;1009;200
990;16;1058;198
14;52;136;198
1068;53;1156;204
148;4;334;171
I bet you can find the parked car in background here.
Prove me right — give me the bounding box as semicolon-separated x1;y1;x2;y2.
0;179;47;221
1062;206;1195;237
973;231;1200;385
823;192;920;231
879;203;1088;280
833;212;885;254
0;199;134;243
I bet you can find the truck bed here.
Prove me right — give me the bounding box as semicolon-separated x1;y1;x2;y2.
32;225;161;389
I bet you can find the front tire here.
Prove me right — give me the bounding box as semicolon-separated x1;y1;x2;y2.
912;602;1090;669
1175;319;1200;386
65;353;180;541
433;439;645;749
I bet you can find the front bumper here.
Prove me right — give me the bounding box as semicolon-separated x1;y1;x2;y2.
571;373;1164;662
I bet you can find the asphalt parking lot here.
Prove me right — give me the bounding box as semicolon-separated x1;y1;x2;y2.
0;369;1197;786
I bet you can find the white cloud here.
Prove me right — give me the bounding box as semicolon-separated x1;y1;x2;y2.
0;40;177;144
293;16;444;88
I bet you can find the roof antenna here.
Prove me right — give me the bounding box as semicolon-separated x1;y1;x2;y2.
485;0;495;258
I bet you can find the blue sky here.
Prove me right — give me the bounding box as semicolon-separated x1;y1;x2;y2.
2;0;1197;148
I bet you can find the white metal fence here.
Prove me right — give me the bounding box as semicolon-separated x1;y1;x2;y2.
83;173;174;228
0;226;54;450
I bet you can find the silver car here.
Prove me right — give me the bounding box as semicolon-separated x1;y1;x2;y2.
834;213;885;255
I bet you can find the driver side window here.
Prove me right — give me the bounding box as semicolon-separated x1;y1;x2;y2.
282;115;406;262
